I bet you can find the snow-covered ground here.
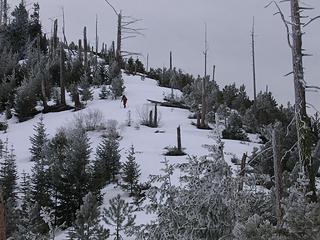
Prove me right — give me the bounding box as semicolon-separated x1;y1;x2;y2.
0;74;260;239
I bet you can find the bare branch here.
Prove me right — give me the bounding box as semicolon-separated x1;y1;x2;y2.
103;0;118;16
303;15;320;27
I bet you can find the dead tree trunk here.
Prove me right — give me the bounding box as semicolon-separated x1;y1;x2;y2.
2;0;7;26
212;65;216;82
200;76;207;128
149;110;153;127
251;17;257;103
78;39;83;63
177;125;182;152
273;122;283;228
53;19;58;53
38;35;48;111
170;51;174;99
116;11;122;64
95;15;99;72
0;0;3;26
60;43;66;106
83;26;88;70
238;153;247;191
153;104;158;127
0;191;5;240
290;0;317;201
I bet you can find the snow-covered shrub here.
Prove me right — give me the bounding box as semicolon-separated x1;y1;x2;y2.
222;112;249;141
104;119;120;139
73;109;106;132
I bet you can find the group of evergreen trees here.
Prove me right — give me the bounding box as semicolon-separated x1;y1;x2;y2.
0;116;142;239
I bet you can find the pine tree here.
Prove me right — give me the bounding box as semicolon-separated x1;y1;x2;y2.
99;85;110;100
68;192;109;240
103;194;136;240
80;74;93;104
29;116;48;162
122;145;141;195
50;127;91;227
0;142;18;237
14;78;38;122
93;135;121;186
110;75;125;99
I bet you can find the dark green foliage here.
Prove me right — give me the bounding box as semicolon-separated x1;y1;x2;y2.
222;112;249;141
164;146;186;156
148;67;194;91
50;128;92;227
68;192;109;239
92;135;121;188
109;61;125;98
29;116;48;162
79;74;93;103
14;78;38;122
0;142;18;237
122;146;141;195
103;194;136;240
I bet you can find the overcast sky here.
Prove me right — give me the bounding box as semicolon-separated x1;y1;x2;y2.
11;0;320;112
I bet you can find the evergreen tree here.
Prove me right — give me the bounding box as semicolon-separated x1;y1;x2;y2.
0;142;18;237
99;85;110;100
80;74;93;103
14;78;38;122
29;116;48;162
135;58;145;74
68;192;109;240
110;75;125;99
50;127;91;227
122;145;141;195
103;194;136;240
93;135;121;187
126;57;135;74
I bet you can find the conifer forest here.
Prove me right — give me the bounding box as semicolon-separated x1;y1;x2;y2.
0;0;319;239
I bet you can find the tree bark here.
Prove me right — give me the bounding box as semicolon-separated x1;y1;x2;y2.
200;76;207;128
60;43;66;106
238;153;247;191
153;104;158;127
83;26;88;70
273;122;283;228
116;11;122;64
2;0;7;26
38;35;48;111
0;0;3;26
177;125;182;152
251;17;257;103
290;0;317;201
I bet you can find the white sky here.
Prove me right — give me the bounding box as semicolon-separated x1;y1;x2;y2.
11;0;320;112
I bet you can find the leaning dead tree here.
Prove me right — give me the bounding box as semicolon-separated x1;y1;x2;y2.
103;0;144;64
269;0;319;201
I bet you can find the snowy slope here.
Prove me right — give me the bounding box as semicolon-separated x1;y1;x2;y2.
0;74;260;239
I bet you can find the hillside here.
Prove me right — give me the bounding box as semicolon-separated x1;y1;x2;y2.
1;74;260;238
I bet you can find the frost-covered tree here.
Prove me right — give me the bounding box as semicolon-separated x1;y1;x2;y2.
103;194;136;240
122;145;141;195
108;61;125;98
99;85;111;100
68;192;109;240
29;116;48;162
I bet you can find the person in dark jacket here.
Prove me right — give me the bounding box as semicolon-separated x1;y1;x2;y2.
121;95;128;108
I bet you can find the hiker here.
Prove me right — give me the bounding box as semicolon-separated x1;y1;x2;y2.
121;95;128;108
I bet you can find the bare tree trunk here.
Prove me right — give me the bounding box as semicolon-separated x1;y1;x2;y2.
2;0;6;26
38;35;48;111
153;104;158;127
197;111;201;128
149;110;153;127
83;26;88;70
78;39;83;63
290;0;316;201
0;191;5;240
146;53;149;72
177;125;182;152
53;19;58;53
116;11;122;64
95;15;99;72
200;76;207;128
170;51;174;99
212;65;216;82
251;17;257;103
0;0;3;26
238;153;247;191
60;43;66;106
